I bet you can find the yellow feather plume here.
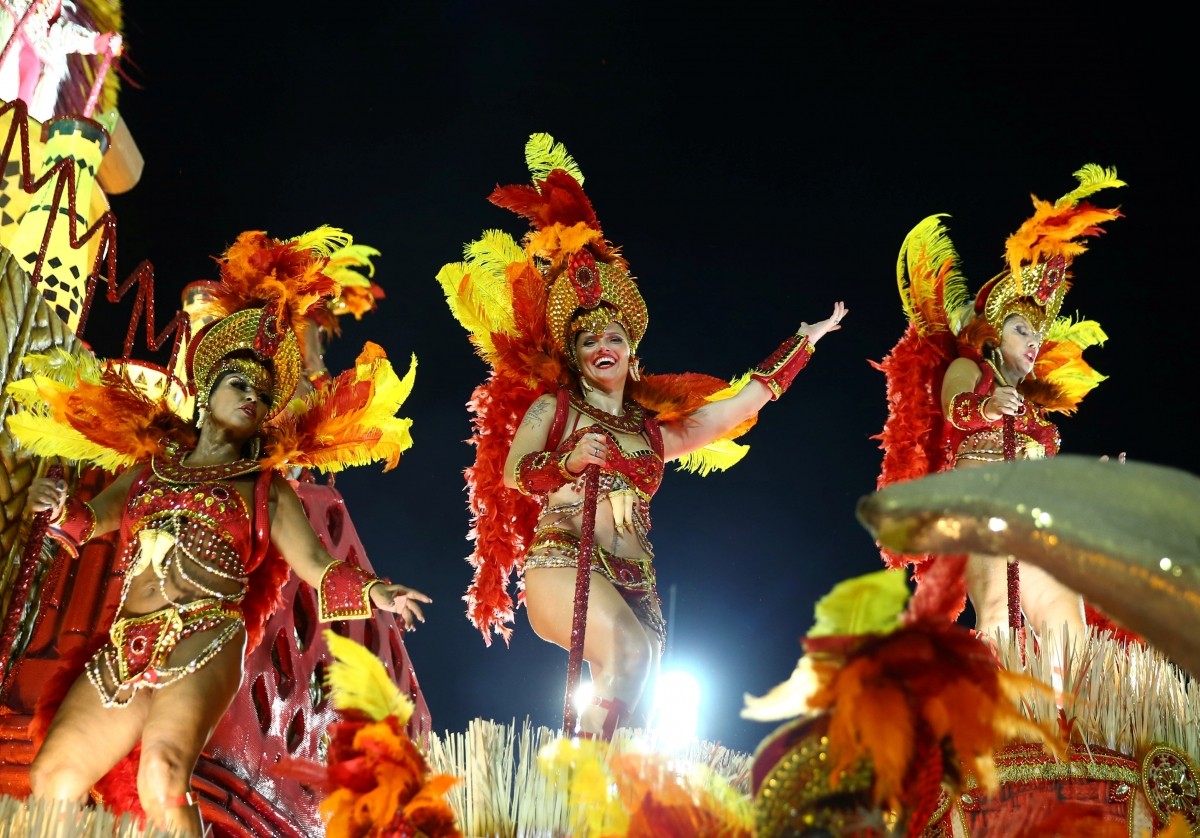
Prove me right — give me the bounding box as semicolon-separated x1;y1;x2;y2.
1044;315;1108;349
436;230;523;361
464;229;527;295
896;214;968;335
18;347;104;386
674;438;750;476
1056;163;1126;207
325;242;381;289
808;568;910;638
6;411;137;471
323;629;413;724
286;225;355;258
435;262;499;359
525;132;585;185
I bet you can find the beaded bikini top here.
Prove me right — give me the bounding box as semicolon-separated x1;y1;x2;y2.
555;391;665;499
122;443;260;579
557;426;664;499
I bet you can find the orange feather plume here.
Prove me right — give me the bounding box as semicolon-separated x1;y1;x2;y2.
260;343;415;474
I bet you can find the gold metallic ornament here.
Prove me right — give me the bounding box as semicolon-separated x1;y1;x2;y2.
547;261;649;361
187;308;300;420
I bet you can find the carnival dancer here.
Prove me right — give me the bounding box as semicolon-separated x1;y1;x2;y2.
437;133;846;738
7;227;427;837
873;165;1124;669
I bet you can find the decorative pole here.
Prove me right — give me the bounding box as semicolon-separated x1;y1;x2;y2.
0;462;61;691
1002;412;1025;659
562;463;599;736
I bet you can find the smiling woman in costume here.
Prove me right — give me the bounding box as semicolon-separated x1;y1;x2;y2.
874;165;1125;662
8;227;426;837
438;133;846;738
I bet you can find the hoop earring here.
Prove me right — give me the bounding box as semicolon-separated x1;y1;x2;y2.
629;356;642;382
195;406;207;430
248;435;263;460
579;376;595;394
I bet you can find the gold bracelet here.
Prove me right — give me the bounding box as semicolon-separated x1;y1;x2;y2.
557;452;578;481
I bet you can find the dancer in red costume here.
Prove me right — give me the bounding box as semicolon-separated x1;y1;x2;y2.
438;133;846;738
874;165;1125;667
8;227;427;837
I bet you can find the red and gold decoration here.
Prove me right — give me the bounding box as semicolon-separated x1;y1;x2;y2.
278;630;462;838
318;560;382;622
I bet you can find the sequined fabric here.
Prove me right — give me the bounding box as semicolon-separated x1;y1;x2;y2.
88;444;260;705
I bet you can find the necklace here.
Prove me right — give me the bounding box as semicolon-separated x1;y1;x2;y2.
154;441;261;484
568;390;645;434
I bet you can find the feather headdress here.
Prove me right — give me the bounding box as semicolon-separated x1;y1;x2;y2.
5;227;414;480
871;166;1124;603
438;133;763;644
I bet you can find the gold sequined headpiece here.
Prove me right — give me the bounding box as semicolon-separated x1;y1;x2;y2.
974;257;1068;338
187;307;300;420
973;164;1126;339
546;254;649;363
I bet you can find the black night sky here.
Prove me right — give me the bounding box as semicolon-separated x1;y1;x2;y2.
78;2;1194;756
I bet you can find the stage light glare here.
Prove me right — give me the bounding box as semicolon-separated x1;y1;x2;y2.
651;670;701;747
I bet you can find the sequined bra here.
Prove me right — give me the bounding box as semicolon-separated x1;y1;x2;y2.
549;388;665;499
943;364;1060;465
119;443;272;585
556;426;664;499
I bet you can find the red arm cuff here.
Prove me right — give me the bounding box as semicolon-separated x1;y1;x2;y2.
750;333;814;400
48;496;97;555
948;391;996;431
318;560;382;621
514;450;577;496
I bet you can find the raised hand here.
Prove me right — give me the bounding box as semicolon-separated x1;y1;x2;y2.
798;300;848;345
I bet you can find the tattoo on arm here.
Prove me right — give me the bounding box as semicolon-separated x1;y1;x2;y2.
522;399;549;429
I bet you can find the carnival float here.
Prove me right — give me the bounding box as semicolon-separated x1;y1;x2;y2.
1;2;1198;837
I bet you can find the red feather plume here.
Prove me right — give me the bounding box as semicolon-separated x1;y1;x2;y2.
488;169;601;234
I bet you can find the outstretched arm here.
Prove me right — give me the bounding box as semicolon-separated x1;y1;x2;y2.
660;301;848;462
268;474;430;628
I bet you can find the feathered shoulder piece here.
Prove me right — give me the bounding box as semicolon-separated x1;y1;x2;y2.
6;349;192;472
260;343;416;474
